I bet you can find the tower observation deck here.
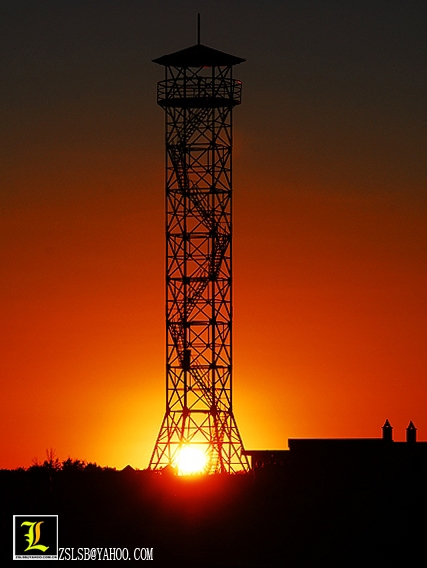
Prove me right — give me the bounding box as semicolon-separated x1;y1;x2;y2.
149;39;249;474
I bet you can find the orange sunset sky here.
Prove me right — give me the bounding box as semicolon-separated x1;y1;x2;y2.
1;1;426;469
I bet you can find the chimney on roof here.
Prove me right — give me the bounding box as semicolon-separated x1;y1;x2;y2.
406;421;417;444
382;419;393;442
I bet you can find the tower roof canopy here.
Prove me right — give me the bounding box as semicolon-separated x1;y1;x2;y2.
153;43;245;67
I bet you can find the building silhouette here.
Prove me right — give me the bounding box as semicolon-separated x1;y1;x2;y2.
244;420;427;479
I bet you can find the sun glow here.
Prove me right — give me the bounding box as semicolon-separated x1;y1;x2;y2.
176;445;208;476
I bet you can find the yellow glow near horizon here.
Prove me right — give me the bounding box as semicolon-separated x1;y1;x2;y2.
175;445;208;476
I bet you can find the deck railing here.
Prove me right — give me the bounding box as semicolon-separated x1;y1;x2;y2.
158;77;242;107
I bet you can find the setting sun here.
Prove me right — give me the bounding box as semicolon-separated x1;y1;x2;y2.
175;445;208;476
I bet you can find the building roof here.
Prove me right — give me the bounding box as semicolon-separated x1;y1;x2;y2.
153;43;245;67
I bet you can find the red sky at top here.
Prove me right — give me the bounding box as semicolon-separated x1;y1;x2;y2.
1;1;426;469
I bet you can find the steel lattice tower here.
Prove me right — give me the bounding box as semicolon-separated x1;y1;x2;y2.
149;36;249;474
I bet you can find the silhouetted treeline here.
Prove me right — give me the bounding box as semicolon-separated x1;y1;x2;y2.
2;459;426;566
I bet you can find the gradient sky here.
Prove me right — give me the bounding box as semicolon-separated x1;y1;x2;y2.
1;1;426;469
